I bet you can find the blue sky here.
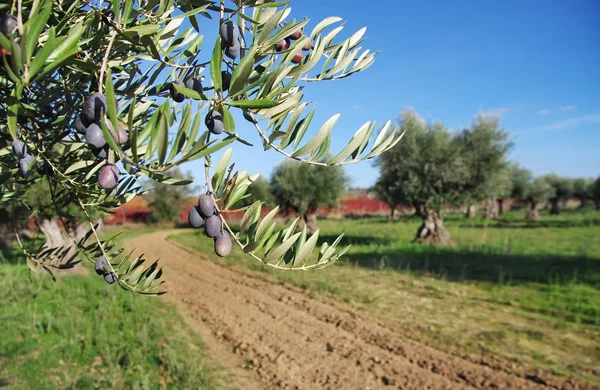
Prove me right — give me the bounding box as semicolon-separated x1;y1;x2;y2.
178;0;600;190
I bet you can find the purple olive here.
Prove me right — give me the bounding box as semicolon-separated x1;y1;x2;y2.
85;122;106;149
12;139;26;158
98;164;119;189
197;195;216;218
185;78;203;95
74;114;93;135
188;206;204;228
221;71;231;92
170;80;185;102
0;14;17;36
94;257;109;275
104;272;117;284
214;233;232;257
84;92;107;122
224;39;240;59
204;110;224;135
219;20;239;47
204;215;221;238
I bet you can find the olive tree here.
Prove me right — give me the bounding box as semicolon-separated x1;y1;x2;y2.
542;173;574;215
374;109;469;245
456;115;512;219
0;0;404;292
593;176;600;210
572;177;593;209
147;167;196;224
270;157;347;234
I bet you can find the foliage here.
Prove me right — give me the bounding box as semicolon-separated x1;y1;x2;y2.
509;163;533;202
572;177;594;204
236;175;274;208
374;109;469;212
457;115;513;203
0;0;404;291
594;176;600;208
147;167;196;223
542;173;574;203
270;157;348;214
526;176;555;206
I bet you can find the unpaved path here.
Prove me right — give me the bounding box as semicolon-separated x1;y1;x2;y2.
126;231;592;390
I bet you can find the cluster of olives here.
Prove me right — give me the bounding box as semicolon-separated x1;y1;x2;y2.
12;139;34;177
274;27;312;64
188;194;232;257
94;256;117;284
0;14;17;57
74;92;128;190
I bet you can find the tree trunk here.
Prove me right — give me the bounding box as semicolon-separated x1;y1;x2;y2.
413;202;423;219
549;198;560;215
465;204;476;219
413;208;453;245
296;211;318;235
577;199;587;209
390;206;395;218
498;198;505;215
37;218;99;272
484;198;498;220
526;202;541;221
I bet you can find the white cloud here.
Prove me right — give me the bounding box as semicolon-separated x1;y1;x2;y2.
559;105;577;112
351;104;363;111
536;108;551;116
515;114;600;135
476;106;510;119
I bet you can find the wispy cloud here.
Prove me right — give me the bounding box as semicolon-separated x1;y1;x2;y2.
536;108;552;116
476;106;511;119
351;104;363;111
559;105;577;112
515;114;600;135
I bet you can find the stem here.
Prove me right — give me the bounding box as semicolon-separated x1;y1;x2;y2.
98;30;117;94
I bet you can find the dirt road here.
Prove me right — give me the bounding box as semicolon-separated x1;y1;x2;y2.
126;231;591;390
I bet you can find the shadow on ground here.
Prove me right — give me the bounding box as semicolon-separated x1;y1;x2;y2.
339;244;600;287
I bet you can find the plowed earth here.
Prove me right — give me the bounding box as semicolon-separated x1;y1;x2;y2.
126;231;593;390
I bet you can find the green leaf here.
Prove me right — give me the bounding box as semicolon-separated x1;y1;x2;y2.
328;121;371;164
254;206;279;243
229;45;257;96
7;84;22;139
294;229;320;267
24;0;52;61
291;113;340;157
210;36;223;93
240;201;262;235
227;99;279;109
221;105;235;132
264;231;301;264
64;160;95;174
124;25;161;36
156;113;169;166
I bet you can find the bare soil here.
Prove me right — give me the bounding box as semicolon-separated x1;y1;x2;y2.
125;231;593;390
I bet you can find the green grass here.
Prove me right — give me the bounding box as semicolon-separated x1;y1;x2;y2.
0;226;216;390
170;208;600;385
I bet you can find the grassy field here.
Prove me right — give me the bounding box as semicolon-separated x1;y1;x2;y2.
0;228;216;390
171;208;600;385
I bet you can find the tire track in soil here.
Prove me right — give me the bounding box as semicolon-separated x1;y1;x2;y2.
126;231;592;390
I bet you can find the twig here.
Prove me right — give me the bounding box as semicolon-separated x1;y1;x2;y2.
98;30;117;94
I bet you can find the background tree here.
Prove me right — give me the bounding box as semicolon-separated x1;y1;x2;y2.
457;115;513;219
374;110;470;245
147;168;196;224
236;175;274;208
509;163;532;203
0;0;404;292
492;165;513;216
594;176;600;210
270;158;347;234
525;176;555;221
572;177;593;209
542;174;574;214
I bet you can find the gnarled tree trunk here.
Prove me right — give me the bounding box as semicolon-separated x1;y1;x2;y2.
484;198;498;220
413;208;453;245
498;198;505;215
296;209;318;235
549;198;560;215
526;201;541;221
465;204;476;219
